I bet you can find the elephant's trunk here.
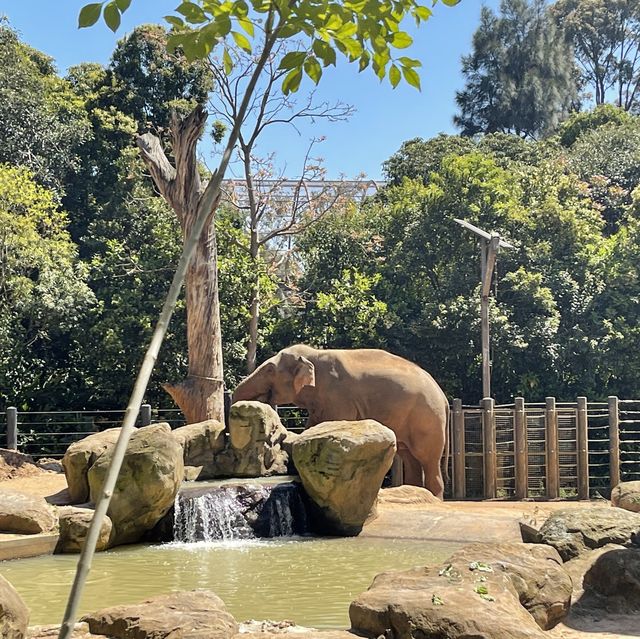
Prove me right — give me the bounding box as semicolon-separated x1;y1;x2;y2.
232;362;272;405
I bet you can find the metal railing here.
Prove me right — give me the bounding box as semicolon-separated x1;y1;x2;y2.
1;403;307;460
2;396;638;499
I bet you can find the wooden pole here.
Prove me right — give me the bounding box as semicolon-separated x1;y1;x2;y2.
514;397;527;499
139;404;152;427
576;396;589;499
452;399;465;499
545;397;559;498
480;244;490;400
6;407;17;451
608;396;620;490
482;397;496;499
480;236;500;399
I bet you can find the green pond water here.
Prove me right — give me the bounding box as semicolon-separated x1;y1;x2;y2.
1;537;459;628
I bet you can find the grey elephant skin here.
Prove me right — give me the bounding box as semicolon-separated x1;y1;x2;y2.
233;344;448;499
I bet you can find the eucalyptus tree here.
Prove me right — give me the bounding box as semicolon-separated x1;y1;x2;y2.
553;0;640;110
455;0;577;138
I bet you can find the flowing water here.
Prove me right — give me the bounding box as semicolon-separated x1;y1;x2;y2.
1;537;460;628
173;482;308;542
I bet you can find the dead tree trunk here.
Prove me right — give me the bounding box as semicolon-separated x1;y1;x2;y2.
137;105;224;423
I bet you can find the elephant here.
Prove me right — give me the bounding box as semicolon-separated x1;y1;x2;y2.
232;344;449;500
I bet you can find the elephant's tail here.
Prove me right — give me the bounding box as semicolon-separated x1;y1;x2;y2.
442;402;450;485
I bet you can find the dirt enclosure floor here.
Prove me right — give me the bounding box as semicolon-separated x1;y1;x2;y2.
1;469;637;639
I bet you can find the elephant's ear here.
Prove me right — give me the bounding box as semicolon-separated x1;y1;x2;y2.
293;356;315;395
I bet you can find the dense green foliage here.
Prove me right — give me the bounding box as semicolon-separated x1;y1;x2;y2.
4;0;640;409
0;164;94;409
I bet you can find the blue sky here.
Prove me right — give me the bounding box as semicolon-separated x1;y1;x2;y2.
2;1;501;179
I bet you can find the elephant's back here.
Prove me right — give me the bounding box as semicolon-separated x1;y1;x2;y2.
336;349;447;404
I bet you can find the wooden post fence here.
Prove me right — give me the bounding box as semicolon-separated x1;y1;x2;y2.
140;404;152;427
608;396;620;490
6;407;17;450
514;397;527;499
576;397;589;499
545;397;559;498
482;397;496;499
452;398;465;499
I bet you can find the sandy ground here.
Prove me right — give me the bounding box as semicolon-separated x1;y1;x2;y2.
1;473;637;638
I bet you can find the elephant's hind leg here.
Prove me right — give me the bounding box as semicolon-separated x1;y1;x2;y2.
409;429;445;500
422;461;444;500
398;446;423;487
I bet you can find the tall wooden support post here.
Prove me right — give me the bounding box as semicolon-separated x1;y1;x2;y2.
452;399;466;499
140;404;152;427
545;397;559;498
454;220;513;400
6;407;17;451
576;396;590;499
514;397;528;499
608;396;620;490
482;397;497;499
480;236;500;399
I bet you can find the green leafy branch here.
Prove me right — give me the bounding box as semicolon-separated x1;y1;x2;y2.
79;0;461;93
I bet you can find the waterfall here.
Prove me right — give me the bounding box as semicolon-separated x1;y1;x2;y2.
173;481;309;542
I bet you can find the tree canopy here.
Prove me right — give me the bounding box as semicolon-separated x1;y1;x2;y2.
455;0;576;139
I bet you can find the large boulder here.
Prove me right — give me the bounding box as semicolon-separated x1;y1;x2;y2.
611;480;640;513
0;490;57;535
445;543;571;629
218;402;290;477
350;542;571;639
55;506;112;554
81;590;238;639
564;544;640;612
537;507;640;561
62;429;121;503
1;574;29;639
88;423;183;546
292;420;396;535
171;419;226;480
350;565;545;639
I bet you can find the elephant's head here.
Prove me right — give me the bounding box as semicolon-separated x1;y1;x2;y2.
232;348;316;407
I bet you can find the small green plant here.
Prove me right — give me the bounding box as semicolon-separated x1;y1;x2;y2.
469;561;493;573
